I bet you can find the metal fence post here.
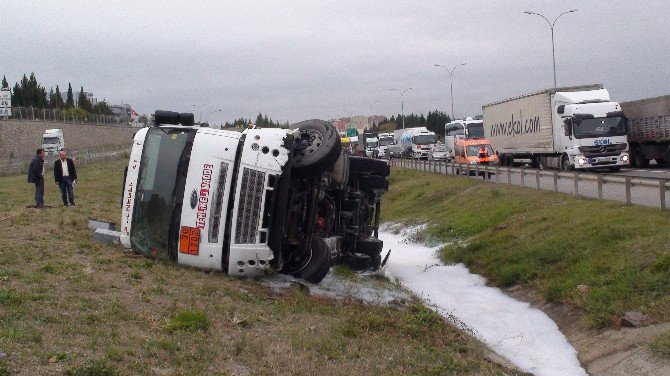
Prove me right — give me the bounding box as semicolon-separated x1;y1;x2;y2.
535;170;540;189
660;179;667;211
507;167;512;185
625;177;632;204
450;162;455;176
553;171;558;193
597;175;603;199
573;173;579;197
484;165;489;180
520;168;525;187
495;166;499;184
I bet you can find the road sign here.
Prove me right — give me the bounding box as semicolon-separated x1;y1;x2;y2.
346;127;358;137
0;90;10;117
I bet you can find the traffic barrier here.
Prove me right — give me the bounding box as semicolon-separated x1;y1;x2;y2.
388;158;669;211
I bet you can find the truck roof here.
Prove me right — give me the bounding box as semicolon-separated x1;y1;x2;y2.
482;84;604;108
456;138;492;146
621;94;670;108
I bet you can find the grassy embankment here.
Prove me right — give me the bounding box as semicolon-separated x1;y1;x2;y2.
0;159;514;375
382;168;670;333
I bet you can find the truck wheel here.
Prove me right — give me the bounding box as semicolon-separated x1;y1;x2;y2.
293;236;332;284
632;146;649;168
290;120;342;179
358;175;388;191
355;238;384;256
340;253;373;271
349;156;390;177
655;158;666;166
537;157;546;170
562;154;574;171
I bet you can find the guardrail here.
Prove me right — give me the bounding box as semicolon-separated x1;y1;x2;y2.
390;158;669;211
1;107;130;126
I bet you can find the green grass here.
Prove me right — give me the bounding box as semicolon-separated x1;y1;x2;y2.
0;158;515;375
382;168;670;329
650;330;670;357
165;310;209;332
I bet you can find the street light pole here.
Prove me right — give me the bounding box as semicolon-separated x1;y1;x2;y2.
524;9;578;88
434;63;467;125
390;88;412;129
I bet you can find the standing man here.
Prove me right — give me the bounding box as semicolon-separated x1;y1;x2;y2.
27;149;46;208
54;150;77;207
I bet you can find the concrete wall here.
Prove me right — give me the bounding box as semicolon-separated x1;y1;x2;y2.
0;120;138;159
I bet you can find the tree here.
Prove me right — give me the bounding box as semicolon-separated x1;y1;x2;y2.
65;83;74;108
78;86;93;112
1;76;7;89
53;85;64;108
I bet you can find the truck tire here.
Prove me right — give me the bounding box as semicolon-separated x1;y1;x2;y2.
355;238;384;256
358;175;388;191
293;236;332;284
632;146;649;168
290;120;342;179
655;159;666;166
340;253;373;271
562;154;574;171
349;156;390;177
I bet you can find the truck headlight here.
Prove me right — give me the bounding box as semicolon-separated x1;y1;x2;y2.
577;158;587;165
621;154;629;162
470;160;478;164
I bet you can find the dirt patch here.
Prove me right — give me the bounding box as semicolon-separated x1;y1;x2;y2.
506;286;670;375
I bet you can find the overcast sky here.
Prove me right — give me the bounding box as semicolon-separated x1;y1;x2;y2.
2;0;668;125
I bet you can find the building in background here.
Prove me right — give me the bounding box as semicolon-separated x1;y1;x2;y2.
350;116;368;132
109;104;132;124
368;115;387;129
330;118;350;132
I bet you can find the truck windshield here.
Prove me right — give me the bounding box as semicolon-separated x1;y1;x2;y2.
131;127;196;259
367;141;379;148
43;137;60;144
379;137;394;146
413;134;437;145
466;144;493;157
573;117;627;139
466;124;484;138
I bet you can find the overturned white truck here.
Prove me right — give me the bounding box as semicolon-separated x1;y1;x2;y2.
120;111;389;283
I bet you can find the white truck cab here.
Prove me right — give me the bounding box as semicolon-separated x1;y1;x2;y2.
121;111;390;283
42;129;65;155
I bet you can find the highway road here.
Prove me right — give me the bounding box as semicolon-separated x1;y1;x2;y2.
392;159;670;210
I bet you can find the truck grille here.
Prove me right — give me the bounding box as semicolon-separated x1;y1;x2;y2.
578;144;626;156
235;168;266;244
208;162;228;243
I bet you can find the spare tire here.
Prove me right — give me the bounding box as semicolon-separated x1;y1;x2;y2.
358;175;388;191
349;156;390;177
355;238;384;256
290;120;342;179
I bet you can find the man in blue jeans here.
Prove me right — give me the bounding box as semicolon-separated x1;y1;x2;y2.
53;150;78;207
27;148;45;207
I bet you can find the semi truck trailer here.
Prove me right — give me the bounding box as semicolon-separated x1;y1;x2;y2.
620;95;670;167
483;85;629;171
393;127;437;159
121;111;390;283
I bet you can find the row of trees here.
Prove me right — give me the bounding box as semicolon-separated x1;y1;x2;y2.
1;73;112;115
374;110;452;137
222;112;289;128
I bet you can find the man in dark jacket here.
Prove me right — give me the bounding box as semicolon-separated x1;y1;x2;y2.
27;149;46;208
54;150;78;207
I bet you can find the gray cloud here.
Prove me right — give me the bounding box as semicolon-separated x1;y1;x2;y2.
2;0;668;125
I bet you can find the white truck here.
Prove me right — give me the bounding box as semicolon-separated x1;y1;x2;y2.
483;84;629;171
377;133;395;158
620;95;670;167
394;127;437;159
444;118;484;160
42;128;65;155
121;111;390;283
